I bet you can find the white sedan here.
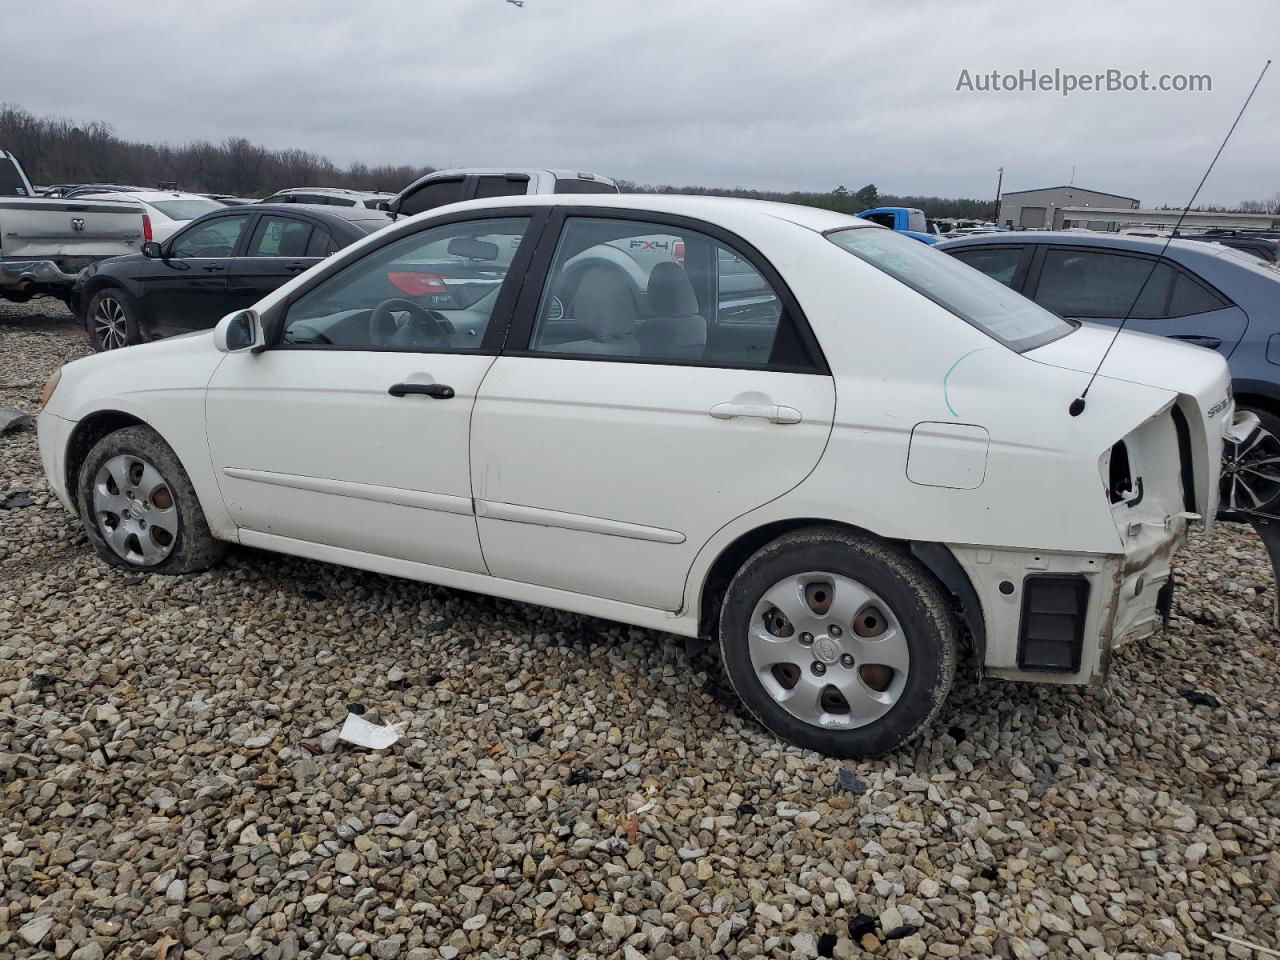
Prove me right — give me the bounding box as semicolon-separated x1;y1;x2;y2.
37;194;1239;756
73;190;226;242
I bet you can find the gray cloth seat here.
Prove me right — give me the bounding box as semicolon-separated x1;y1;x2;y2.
637;262;706;361
555;266;640;356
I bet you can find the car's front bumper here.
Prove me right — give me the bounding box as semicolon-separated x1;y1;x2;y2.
37;410;76;513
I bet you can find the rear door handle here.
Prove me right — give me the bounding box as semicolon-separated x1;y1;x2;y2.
388;382;455;399
286;262;308;274
709;402;802;424
1170;335;1222;350
202;264;226;272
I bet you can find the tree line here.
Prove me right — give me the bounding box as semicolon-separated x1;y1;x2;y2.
0;104;434;196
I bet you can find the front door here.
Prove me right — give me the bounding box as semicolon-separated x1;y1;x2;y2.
205;213;540;573
141;212;251;335
471;212;836;610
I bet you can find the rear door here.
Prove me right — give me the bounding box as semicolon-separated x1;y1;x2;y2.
228;213;321;309
139;212;251;334
1026;245;1246;358
470;210;835;611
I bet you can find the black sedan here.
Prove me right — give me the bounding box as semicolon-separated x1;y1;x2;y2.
76;204;389;351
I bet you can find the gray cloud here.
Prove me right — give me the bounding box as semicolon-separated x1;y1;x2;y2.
4;0;1277;205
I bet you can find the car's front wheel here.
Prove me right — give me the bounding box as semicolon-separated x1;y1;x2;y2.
76;425;226;574
719;527;956;757
85;288;143;352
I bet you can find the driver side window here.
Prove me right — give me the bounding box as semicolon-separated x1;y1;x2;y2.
280;217;530;352
170;215;249;259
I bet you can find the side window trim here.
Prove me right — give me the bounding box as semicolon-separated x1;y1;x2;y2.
501;206;829;375
263;206;553;355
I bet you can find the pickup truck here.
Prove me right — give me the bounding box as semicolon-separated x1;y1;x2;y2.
855;206;941;245
0;149;146;305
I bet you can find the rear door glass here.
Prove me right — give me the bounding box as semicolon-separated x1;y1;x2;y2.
474;176;529;199
249;216;314;257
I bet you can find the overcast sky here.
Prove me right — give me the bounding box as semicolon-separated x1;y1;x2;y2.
4;0;1277;206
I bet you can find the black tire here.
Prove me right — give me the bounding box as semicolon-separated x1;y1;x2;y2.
718;526;956;757
76;425;226;574
84;287;144;352
1219;405;1280;521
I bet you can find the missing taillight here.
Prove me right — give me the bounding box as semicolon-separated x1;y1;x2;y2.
1108;441;1133;504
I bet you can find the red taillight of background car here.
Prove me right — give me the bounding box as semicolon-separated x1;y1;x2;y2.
142;214;153;243
674;240;685;265
387;272;448;297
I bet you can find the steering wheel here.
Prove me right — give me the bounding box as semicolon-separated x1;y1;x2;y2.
367;298;450;349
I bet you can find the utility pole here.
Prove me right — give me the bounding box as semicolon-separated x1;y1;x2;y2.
993;167;1003;224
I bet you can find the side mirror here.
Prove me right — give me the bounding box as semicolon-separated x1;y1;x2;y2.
375;200;392;212
214;309;265;353
141;241;163;259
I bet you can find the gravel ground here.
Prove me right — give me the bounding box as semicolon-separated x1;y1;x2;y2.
1;297;1277;960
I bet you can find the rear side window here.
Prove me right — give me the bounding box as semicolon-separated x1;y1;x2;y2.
249;216;314;257
398;178;465;216
948;246;1025;288
553;178;619;195
306;229;339;257
1168;272;1228;317
474;176;529;199
828;227;1071;352
527;216;811;369
1035;249;1172;319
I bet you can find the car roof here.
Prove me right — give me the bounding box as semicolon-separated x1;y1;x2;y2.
269;187;393;198
936;230;1237;259
248;202;392;223
408;191;865;232
76;190;216;203
423;167;617;184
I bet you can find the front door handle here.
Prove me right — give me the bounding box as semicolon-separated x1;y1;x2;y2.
202;264;226;273
286;262;307;274
388;382;455;399
709;401;802;424
1170;335;1223;350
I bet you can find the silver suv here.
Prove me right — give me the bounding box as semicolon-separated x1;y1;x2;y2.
388;168;617;219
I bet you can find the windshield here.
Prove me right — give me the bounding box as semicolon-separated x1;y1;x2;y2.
827;227;1073;352
148;198;224;221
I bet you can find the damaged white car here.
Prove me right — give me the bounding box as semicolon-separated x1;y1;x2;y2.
37;194;1245;756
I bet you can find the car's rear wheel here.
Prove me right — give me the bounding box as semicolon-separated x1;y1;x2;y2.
85;288;143;352
76;426;226;574
718;527;955;757
1220;405;1280;519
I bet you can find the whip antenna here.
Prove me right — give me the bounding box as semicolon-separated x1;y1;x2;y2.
1068;60;1270;417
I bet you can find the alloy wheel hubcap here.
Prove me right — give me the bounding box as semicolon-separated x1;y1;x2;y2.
94;297;128;350
93;454;178;565
749;572;909;729
1221;424;1280;515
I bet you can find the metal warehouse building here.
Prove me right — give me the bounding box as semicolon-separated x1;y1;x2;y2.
998;185;1140;230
